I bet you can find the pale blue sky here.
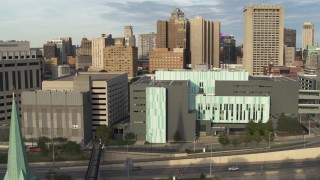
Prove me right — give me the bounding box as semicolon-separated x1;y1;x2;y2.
1;0;319;48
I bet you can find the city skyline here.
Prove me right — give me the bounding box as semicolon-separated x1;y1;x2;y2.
1;0;320;47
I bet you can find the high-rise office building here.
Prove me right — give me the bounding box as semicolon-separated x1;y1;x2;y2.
43;42;57;59
49;38;67;64
243;5;284;75
124;25;136;47
78;38;92;56
91;34;114;70
103;38;138;77
190;16;220;69
61;37;74;56
156;20;168;48
168;8;189;50
302;22;314;50
284;28;296;48
138;32;157;60
220;34;236;65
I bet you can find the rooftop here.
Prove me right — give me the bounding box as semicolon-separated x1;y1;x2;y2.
249;76;296;82
51;72;126;81
132;76;188;86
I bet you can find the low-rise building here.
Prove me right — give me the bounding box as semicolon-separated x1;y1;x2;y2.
21;90;92;144
149;48;185;73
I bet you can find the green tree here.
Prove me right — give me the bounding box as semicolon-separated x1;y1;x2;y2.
124;132;135;142
199;173;206;180
253;131;262;146
245;120;257;135
62;141;80;154
173;130;182;142
231;136;242;148
53;137;68;143
95;126;112;144
277;113;303;133
37;136;51;154
242;130;252;145
218;133;230;146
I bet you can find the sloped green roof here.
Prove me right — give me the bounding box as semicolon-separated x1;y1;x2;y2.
4;93;37;180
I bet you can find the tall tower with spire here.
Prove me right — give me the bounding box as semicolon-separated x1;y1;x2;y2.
4;93;36;180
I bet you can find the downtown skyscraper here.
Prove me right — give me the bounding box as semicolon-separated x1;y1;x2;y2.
243;5;284;75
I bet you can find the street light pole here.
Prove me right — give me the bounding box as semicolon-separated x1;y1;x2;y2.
210;143;212;175
194;134;196;159
268;132;272;148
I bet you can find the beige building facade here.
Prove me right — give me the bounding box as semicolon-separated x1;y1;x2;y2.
91;34;114;70
103;38;138;77
243;5;284;75
149;48;185;73
284;46;295;66
42;72;129;128
190;16;220;69
302;22;314;50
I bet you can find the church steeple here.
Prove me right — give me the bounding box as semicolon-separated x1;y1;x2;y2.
4;92;37;180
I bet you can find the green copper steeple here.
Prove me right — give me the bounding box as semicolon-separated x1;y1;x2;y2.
4;92;37;180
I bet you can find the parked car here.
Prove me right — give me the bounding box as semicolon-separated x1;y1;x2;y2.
228;166;239;171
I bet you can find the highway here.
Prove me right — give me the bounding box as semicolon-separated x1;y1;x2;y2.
0;159;320;179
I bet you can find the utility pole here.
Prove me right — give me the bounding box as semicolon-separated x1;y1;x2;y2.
210;143;212;175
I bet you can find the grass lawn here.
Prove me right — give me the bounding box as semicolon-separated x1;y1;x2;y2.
108;139;135;146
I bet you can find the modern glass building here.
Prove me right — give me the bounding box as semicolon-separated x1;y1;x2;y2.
195;95;270;123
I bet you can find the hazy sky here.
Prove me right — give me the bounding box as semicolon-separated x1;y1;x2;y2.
1;0;319;48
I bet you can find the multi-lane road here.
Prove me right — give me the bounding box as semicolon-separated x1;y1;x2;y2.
0;159;320;179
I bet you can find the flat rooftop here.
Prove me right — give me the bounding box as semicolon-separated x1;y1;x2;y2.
133;76;188;86
249;76;296;82
51;73;126;81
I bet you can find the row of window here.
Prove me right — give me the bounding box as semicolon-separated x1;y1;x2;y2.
0;70;40;91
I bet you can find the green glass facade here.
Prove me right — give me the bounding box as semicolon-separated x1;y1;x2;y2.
195;95;270;123
146;87;166;143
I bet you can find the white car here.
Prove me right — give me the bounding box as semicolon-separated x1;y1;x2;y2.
228;166;239;171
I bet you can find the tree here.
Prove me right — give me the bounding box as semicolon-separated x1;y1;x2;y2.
124;132;135;142
277;113;303;133
173;130;182;142
253;131;262;146
231;136;242;148
245;120;257;135
62;141;80;154
95;126;112;144
218;133;230;146
199;173;206;180
37;136;51;154
242;130;252;145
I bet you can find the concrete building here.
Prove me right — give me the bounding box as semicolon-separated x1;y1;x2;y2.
138;32;157;60
0;49;42;122
190;16;220;69
0;40;29;51
75;55;92;70
42;72;128;128
61;37;74;56
243;5;284;75
43;42;57;59
149;48;185;73
103;38;138;77
91;34;114;70
21;90;92;144
51;64;71;79
215;76;299;118
156;20;168;48
49;38;68;64
168;8;189;50
284;28;296;48
284;45;296;66
124;26;136;47
297;69;318;90
304;45;320;69
302;22;314;50
78;38;92;56
130;77;195;142
220;34;236;65
130;69;298;142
